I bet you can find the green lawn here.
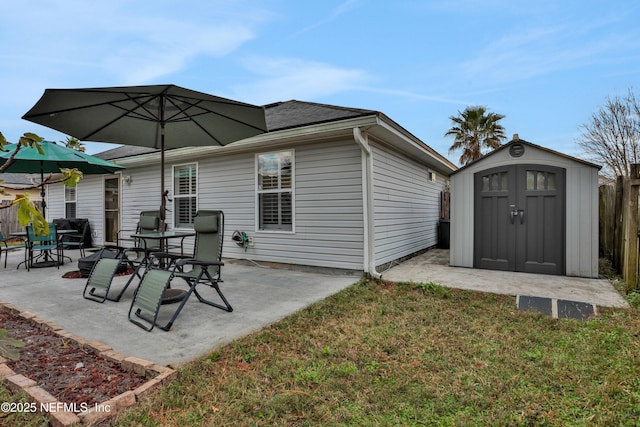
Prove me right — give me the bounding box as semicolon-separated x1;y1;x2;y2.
5;277;640;426
109;278;640;426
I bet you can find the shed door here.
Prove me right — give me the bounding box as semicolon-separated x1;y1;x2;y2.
474;164;565;275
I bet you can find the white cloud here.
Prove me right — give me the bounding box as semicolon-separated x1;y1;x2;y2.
235;57;370;104
294;0;363;35
0;1;265;85
461;18;640;84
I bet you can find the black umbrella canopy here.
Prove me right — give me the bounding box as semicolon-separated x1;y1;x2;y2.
22;85;267;148
22;84;268;225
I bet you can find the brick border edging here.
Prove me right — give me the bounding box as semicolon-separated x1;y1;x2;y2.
0;302;177;426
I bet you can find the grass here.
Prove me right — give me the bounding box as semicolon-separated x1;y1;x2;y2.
108;278;640;426
0;387;50;426
4;277;640;426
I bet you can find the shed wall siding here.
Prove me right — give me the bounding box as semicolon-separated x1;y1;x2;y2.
371;142;445;267
450;145;599;278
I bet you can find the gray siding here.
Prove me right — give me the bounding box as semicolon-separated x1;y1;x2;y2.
46;174;107;242
371;142;446;267
107;140;365;270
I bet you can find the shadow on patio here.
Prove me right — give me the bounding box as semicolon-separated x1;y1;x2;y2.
0;248;359;367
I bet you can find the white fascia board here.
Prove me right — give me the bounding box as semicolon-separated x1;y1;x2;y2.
116;115;380;167
369;118;457;175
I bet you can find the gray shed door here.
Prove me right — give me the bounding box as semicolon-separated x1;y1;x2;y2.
474;164;565;275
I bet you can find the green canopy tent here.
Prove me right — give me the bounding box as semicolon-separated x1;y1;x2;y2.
0;140;124;217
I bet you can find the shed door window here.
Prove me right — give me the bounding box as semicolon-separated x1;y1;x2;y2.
257;151;293;231
173;164;197;228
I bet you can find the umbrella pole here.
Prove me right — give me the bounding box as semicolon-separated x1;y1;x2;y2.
40;162;46;219
160;122;166;235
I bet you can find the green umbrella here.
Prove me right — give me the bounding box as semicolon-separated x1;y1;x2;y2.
0;140;124;217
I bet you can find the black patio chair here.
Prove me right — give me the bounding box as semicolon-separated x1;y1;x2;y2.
114;210;163;299
129;210;231;332
0;231;9;268
59;220;89;258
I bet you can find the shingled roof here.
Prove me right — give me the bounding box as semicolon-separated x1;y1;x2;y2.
0;173;36;189
94;100;381;160
264;100;377;132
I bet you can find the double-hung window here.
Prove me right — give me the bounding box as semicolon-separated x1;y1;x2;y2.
257;150;294;232
173;163;197;228
64;185;77;218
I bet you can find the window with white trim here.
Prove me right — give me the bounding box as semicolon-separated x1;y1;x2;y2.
173;163;197;228
257;150;293;231
64;185;77;218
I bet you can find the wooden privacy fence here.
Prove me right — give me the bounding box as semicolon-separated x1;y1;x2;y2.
0;201;43;239
599;163;640;290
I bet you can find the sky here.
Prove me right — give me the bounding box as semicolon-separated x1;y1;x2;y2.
0;0;639;165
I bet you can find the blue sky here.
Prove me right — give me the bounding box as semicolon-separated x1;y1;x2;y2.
1;0;638;164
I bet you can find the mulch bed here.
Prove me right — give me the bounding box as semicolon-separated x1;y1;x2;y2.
0;307;147;411
62;267;134;279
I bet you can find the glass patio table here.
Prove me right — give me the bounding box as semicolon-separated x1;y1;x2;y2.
129;230;197;304
11;229;77;268
130;230;196;255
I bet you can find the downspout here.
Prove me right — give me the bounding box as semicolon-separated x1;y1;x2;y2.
353;127;382;279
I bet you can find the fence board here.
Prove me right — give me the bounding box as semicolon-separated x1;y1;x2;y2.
599;164;640;291
599;185;615;259
0;201;42;238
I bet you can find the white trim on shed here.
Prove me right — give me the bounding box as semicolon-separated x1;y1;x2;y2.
450;139;600;278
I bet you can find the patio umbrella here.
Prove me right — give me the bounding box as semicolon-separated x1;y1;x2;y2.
0;140;125;217
21;84;268;228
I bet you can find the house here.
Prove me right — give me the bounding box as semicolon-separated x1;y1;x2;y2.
0;173;39;203
43;100;456;275
450;136;601;278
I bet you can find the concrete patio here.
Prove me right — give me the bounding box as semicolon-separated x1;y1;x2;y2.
0;247;629;368
382;249;628;308
0;248;360;367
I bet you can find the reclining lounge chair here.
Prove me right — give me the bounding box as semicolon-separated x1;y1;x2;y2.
128;210;231;331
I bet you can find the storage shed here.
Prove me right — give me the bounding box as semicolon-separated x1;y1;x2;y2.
450;136;601;278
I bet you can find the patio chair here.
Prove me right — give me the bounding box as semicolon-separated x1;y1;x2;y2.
82;258;121;303
0;231;8;268
59;220;89;258
25;223;62;271
130;210;231;331
128;261;175;332
118;210;163;292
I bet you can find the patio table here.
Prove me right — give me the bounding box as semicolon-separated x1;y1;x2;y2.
130;230;195;255
129;230;196;304
11;229;76;268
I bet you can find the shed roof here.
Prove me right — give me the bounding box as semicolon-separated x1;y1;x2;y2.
451;137;601;175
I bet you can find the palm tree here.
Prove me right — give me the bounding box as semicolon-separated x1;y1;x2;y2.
445;106;506;166
63;136;85;152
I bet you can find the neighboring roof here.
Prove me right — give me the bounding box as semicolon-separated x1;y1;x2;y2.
94;145;156;161
0;173;36;189
451;137;602;175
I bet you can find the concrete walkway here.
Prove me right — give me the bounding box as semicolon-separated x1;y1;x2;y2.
382;250;629;308
0;247;628;368
0;248;359;367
